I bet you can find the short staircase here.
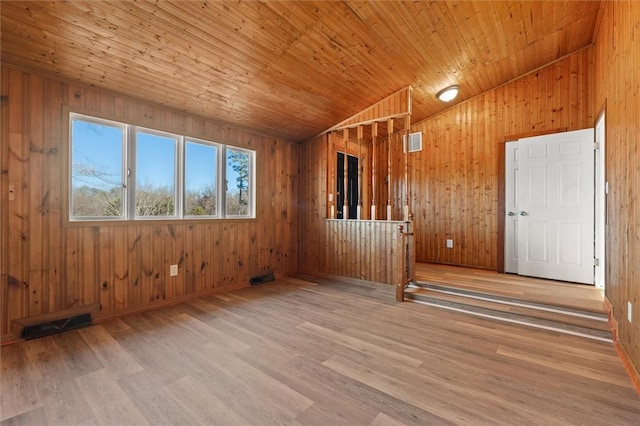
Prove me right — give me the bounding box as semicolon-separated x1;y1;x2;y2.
405;282;611;342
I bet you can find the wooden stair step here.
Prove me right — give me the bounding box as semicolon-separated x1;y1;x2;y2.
405;287;609;332
407;281;609;318
405;285;611;342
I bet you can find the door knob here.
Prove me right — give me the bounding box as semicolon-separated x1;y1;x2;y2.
507;211;516;216
520;211;529;216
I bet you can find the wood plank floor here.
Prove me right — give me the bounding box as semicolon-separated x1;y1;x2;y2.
415;263;606;313
1;276;639;425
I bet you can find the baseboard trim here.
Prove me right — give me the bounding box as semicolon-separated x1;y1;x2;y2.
604;295;640;396
2;280;253;346
297;271;388;289
91;281;250;325
613;340;640;396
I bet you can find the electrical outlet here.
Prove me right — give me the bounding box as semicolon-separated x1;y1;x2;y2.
170;264;178;277
628;301;633;323
446;239;453;249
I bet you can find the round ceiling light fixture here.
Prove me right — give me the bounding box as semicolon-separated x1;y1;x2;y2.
436;85;459;102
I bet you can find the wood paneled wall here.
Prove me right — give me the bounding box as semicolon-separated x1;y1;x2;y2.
301;129;413;286
0;66;300;337
299;135;326;276
301;48;594;278
593;0;640;376
374;132;409;221
322;219;409;286
405;48;594;269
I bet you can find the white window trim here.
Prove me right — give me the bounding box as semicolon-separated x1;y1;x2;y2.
184;137;221;219
130;126;181;220
224;145;256;219
69;113;127;221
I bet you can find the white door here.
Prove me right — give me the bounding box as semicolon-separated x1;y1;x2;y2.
504;129;595;284
504;142;519;273
516;129;595;284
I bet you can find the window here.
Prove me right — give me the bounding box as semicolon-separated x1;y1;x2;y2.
226;147;254;216
185;140;218;217
135;130;178;218
70;116;125;219
69;113;255;221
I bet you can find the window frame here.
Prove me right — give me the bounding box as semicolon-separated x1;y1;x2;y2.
183;137;222;219
223;145;256;218
69;113;128;222
67;112;256;223
130;126;181;220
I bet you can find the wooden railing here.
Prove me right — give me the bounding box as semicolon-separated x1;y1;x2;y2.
323;219;414;300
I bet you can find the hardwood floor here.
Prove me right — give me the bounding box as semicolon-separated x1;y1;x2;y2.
415;263;606;312
1;276;638;425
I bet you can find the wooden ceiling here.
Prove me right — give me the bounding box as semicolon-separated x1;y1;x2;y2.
1;1;601;142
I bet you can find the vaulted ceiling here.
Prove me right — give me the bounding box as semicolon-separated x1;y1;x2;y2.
1;1;601;142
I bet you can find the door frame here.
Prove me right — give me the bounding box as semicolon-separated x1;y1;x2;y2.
503;141;519;273
499;126;604;283
594;106;607;289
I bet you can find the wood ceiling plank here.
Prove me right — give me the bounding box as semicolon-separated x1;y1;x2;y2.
70;1;254;83
84;1;354;138
1;3;243;98
1;31;327;138
0;1;601;142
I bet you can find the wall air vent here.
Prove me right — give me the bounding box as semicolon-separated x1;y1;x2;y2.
22;313;92;340
403;132;423;153
12;304;99;341
250;272;275;286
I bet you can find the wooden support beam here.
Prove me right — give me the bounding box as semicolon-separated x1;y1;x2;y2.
327;132;334;219
343;128;349;220
357;125;363;220
387;118;393;221
403;115;411;221
316;86;412;137
371;122;378;220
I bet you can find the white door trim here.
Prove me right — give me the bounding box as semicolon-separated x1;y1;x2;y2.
594;112;606;289
504;142;519;274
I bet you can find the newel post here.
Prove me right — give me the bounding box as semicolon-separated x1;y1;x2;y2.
396;215;415;302
396;224;406;302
